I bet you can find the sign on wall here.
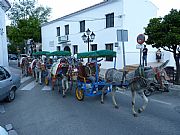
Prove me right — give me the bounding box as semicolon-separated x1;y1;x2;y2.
117;29;128;42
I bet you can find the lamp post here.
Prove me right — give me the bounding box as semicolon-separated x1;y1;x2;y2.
81;28;95;62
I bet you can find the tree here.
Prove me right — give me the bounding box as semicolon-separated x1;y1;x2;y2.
7;0;51;25
145;9;180;84
6;0;51;53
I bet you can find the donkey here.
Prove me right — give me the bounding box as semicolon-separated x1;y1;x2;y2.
101;60;169;117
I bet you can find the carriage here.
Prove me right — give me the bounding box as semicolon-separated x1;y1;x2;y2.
45;51;78;96
75;50;117;101
32;51;50;84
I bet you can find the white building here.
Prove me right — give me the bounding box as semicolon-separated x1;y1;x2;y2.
42;0;174;69
0;0;11;67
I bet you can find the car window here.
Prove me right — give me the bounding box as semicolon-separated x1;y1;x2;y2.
0;67;11;80
0;67;6;81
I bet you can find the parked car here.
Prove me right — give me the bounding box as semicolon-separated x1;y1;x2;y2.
0;66;21;102
10;54;18;60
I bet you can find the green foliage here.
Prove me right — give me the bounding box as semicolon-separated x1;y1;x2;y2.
145;9;180;84
7;0;51;25
8;44;17;54
6;0;51;54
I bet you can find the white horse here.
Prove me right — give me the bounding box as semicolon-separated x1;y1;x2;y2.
35;58;44;85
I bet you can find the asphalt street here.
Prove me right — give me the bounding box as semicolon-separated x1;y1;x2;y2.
0;60;180;135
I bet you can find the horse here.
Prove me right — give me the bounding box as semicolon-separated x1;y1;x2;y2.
35;58;44;85
29;59;37;77
20;57;29;77
50;58;69;96
101;60;169;117
50;57;79;97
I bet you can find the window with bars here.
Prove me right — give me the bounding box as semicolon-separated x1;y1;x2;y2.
65;25;69;35
106;13;114;28
105;43;113;61
57;27;60;36
80;20;85;32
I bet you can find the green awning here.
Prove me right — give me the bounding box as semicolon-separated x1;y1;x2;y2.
48;51;71;56
32;51;50;56
77;50;116;59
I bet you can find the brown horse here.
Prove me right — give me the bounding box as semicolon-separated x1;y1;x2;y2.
20;57;29;77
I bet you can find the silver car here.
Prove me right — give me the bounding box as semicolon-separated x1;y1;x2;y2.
0;66;21;102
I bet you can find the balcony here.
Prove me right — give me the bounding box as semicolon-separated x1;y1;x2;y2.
58;35;70;44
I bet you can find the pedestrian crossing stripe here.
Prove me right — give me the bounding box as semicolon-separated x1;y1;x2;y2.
20;79;52;91
42;86;52;91
20;80;37;90
21;76;32;83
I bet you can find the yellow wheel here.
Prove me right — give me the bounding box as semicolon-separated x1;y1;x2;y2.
45;77;49;85
75;87;84;101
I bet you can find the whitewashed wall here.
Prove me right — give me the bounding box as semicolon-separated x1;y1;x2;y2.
0;7;8;67
42;0;166;69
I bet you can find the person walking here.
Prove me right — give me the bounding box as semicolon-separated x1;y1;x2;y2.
142;45;148;66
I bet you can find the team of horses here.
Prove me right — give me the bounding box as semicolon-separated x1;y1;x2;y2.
19;55;170;117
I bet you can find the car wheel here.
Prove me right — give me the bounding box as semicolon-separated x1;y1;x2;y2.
7;89;16;102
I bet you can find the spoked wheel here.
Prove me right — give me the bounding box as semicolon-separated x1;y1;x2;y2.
75;87;84;101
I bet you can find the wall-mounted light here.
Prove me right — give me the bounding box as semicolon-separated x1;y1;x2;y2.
0;28;4;36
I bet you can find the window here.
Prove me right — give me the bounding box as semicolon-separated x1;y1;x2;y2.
57;27;60;36
65;25;69;35
57;46;61;51
91;44;97;51
106;13;114;28
80;20;85;32
0;67;10;80
73;45;78;55
105;43;113;61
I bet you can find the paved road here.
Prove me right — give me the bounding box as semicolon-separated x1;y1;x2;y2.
0;60;180;135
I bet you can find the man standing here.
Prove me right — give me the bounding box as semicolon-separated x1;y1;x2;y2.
142;45;148;66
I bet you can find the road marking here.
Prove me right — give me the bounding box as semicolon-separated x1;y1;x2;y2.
0;104;5;113
21;76;32;83
20;80;37;90
150;98;172;106
116;90;172;106
42;86;52;91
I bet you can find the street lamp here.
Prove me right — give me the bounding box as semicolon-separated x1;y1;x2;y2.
81;28;95;62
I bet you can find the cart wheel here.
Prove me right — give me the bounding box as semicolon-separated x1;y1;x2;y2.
144;89;152;97
75;87;84;101
45;77;49;85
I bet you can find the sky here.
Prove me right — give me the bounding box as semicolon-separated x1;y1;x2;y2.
7;0;180;21
36;0;180;21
